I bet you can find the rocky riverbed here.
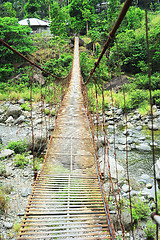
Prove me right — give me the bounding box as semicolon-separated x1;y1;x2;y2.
0;100;160;239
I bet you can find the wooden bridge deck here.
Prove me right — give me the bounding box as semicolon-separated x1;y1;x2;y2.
18;37;115;240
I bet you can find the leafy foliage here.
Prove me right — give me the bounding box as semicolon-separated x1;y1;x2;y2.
13;153;29;168
6;140;27;154
144;221;156;240
131;197;150;222
0;17;35;81
44;53;72;77
24;0;40;18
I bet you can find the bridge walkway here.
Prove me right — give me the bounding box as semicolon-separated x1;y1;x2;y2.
18;37;114;240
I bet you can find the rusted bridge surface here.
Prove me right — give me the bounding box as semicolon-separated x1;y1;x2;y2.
18;37;115;239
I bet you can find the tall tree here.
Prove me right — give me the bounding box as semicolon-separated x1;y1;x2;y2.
24;0;41;18
50;2;70;36
0;2;16;17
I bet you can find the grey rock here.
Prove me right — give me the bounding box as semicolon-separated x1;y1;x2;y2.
18;98;25;104
148;123;159;130
108;125;117;130
122;184;131;193
140;174;152;183
116;109;123;115
14;115;25;124
150;141;158;147
111;209;133;231
21;187;32;197
123;129;133;136
141;188;154;200
135;126;142;131
136;143;151;151
0;108;5;115
1;183;13;194
99;155;125;180
26;131;48;153
146;183;152;189
5;116;14;124
6;104;22;119
155;159;160;179
34;118;43;125
118;138;126;145
3;222;13;229
138;136;146;141
0;149;14;159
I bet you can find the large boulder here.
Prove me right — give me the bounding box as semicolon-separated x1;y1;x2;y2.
99;155;125;180
6;105;22;119
136;143;151;151
0;149;14;159
26;131;48;154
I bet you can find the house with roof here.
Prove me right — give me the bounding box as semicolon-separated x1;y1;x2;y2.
18;18;51;35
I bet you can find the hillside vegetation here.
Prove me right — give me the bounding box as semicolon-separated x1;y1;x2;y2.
0;0;159;113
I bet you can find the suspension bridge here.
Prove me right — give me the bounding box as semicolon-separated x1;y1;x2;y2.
17;37;115;239
0;0;158;239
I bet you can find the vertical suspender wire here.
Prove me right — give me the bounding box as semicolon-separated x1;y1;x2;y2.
94;79;100;154
29;68;36;181
44;81;48;142
97;77;125;238
102;83;106;178
144;2;158;239
107;53;121;206
115;38;134;239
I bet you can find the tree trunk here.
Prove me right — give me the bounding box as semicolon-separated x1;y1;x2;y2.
86;20;89;35
49;4;51;20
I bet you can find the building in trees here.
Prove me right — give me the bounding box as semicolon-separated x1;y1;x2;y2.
18;18;51;35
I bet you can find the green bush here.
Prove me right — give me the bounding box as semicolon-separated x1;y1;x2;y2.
144;220;156;240
13;153;29;168
131;197;150;222
6;140;27;154
21;102;31;111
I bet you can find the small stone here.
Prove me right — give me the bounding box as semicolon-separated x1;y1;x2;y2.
21;187;31;197
5;116;14;124
18;98;25;104
0;149;14;159
148;123;159;130
146;183;152;189
14;115;25;124
122;184;131;193
135;126;142;131
136;143;151;151
3;222;13;229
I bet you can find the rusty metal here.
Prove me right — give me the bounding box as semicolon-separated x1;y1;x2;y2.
18;37;115;239
85;0;133;85
144;4;158;239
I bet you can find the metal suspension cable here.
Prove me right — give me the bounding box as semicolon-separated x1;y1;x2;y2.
144;1;158;239
0;38;70;80
85;0;133;85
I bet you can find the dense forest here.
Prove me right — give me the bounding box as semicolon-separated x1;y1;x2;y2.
0;0;160;112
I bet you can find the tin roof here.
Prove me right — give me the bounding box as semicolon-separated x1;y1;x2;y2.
18;18;49;27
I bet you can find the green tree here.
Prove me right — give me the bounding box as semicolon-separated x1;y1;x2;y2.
107;0;120;29
24;0;41;18
0;17;35;81
0;2;16;17
50;3;70;36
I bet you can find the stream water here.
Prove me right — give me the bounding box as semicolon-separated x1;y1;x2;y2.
0;122;160;180
106;126;160;179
